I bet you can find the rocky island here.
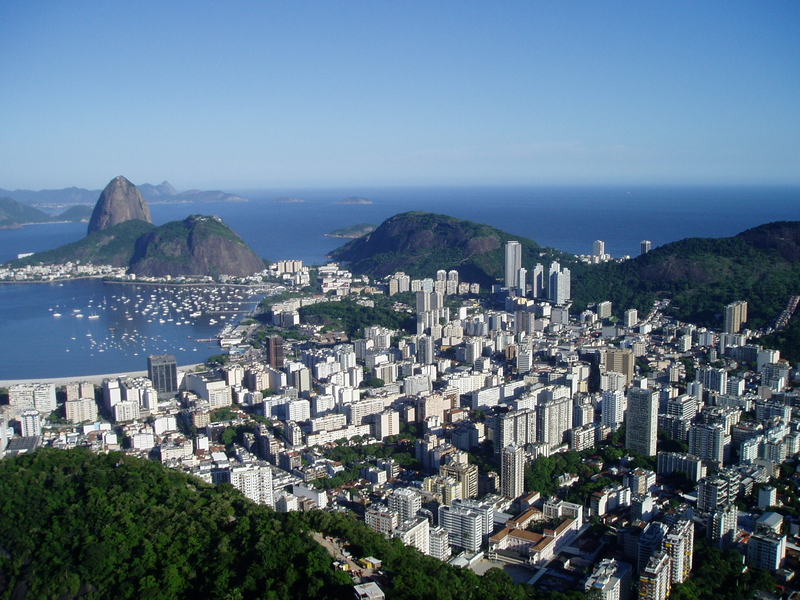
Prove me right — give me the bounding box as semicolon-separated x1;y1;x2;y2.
324;223;376;238
335;196;372;204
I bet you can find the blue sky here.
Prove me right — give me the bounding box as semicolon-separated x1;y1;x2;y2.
1;1;798;190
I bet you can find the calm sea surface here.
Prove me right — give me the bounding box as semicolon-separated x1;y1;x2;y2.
1;185;798;380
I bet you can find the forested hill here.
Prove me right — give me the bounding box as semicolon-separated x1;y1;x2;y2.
328;211;572;285
0;448;350;600
572;220;800;327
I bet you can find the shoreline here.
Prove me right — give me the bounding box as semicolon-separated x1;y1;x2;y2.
0;362;207;388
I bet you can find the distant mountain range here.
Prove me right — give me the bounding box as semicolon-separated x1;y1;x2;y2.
330;211;800;329
0;181;247;207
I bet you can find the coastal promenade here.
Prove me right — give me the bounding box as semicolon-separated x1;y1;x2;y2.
0;362;205;388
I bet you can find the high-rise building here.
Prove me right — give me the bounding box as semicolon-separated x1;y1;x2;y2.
706;503;738;549
388;487;422;522
624;309;639;328
746;531;786;572
65;397;98;424
640;240;651;255
696;366;728;395
531;263;545;298
20;409;42;438
265;335;285;369
428;526;451;561
688;423;730;465
536;393;573;449
606;349;635;385
501;443;525;500
637;521;668;573
723;301;748;334
228;464;274;507
664;519;694;584
626;388;658;456
394;515;430;555
440;457;479;499
147;354;178;398
438;503;484;553
602;390;626;431
505;241;522;290
494;408;536;456
594;240;606;257
548;262;571;304
585;558;632;600
638;550;671;600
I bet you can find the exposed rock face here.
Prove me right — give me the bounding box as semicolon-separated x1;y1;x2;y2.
87;176;152;235
128;215;264;278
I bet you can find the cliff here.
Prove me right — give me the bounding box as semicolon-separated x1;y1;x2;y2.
87;176;153;234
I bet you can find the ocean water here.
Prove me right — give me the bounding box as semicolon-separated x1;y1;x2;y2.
1;185;798;380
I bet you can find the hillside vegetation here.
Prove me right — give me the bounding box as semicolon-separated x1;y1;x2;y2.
329;212;572;285
0;197;91;228
0;448;349;600
573;221;800;327
8;219;157;268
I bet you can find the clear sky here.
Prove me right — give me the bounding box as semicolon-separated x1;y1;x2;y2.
1;1;798;190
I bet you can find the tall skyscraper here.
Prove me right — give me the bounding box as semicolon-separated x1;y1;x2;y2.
147;354;178;398
505;241;522;290
640;240;651;255
548;262;571;304
626;387;658;456
501;443;525;500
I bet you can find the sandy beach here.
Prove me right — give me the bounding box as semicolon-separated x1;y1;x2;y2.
0;362;206;388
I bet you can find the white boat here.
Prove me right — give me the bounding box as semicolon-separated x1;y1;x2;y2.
53;312;62;317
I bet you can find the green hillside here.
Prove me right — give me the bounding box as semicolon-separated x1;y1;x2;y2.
329;211;573;286
572;221;800;327
0;448;349;600
55;204;94;222
7;219;157;268
0;197;52;228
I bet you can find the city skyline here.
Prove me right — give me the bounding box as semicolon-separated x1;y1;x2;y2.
1;2;798;190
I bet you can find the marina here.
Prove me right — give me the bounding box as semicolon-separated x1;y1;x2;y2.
0;278;272;380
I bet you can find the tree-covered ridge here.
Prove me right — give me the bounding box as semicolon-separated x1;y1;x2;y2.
0;197;52;228
6;219;158;268
299;298;416;337
329;211;572;285
572;220;800;326
0;448;349;600
0;197;92;228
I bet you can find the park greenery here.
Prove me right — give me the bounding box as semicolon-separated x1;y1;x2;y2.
299;297;416;338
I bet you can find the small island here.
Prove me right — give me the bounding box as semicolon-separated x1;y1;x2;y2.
273;196;305;203
324;223;376;238
335;196;372;205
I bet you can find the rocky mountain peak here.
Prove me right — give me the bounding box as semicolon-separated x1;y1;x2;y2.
87;176;152;235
